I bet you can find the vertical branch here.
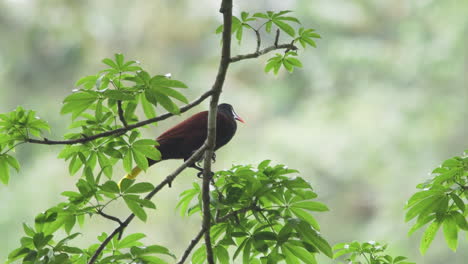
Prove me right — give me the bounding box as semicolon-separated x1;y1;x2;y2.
117;100;128;127
201;0;233;263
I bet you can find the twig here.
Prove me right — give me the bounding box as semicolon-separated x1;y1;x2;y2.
26;89;213;145
176;204;258;264
230;43;297;63
274;29;280;47
200;1;233;263
96;210;123;225
176;228;205;264
245;24;261;53
96;209;125;239
216;204;257;223
116;100;128;127
87;144;207;264
255;29;261;52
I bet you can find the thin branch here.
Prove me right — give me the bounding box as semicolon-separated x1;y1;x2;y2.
245;24;261;53
230;43;298;63
201;1;233;263
96;210;123;225
274;29;280;47
255;29;261;52
26;89;213;145
116;100;128;127
216;204;257;223
177;228;205;264
87;144;207;264
176;204;257;264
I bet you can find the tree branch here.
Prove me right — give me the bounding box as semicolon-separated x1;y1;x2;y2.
230;43;298;63
176;203;258;264
26;89;213;145
116;100;128;127
177;228;205;264
96;210;123;225
87;144;207;264
201;1;233;263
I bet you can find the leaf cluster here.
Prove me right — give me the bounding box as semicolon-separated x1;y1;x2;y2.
178;160;332;264
333;241;414;264
216;11;320;75
405;153;468;254
0;107;50;184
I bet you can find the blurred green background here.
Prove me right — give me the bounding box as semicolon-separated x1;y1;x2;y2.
0;0;467;263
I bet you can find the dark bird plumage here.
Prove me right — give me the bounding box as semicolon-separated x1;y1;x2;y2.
122;103;244;181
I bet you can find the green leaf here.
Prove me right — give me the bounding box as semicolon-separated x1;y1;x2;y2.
150;76;188;88
158;87;189;103
420;221;441;255
283;244;317;264
123;149;133;173
243;239;251;264
253;231;277;241
124;196;147;222
125;182;154;193
101;181;120;193
97;152;113;178
141;94;157;121
192;245;206;264
442;215;458;251
408;214;436;236
22;223;35;237
290;208;321;231
214;245;230;264
285;57;303;68
103;90;135;101
0;157;10;185
292;201;329;212
273;20;295;37
132;149;149;171
102;58;118;69
276;16;301;24
61;91;99;118
295;222;333;258
153;90;180;114
5;155;20;172
453;211;468;230
117;233;146;249
33;233;52;249
405;195;445;222
75;75;98;89
115;53;124;67
449;193;465;212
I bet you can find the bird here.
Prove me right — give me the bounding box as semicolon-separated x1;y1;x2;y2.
121;103;244;183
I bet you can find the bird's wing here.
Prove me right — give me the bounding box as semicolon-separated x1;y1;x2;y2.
156;111;208;142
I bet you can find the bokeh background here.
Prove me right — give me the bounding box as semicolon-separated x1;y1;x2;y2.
1;0;467;263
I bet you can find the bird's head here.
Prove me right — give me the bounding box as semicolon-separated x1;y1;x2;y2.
218;103;245;123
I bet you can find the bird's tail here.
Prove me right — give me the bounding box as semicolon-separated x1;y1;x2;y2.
118;167;143;187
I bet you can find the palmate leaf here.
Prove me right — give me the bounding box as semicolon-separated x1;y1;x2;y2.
420;221;441;255
61;91;99;119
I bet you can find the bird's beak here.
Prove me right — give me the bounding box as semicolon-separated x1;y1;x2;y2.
232;110;245;123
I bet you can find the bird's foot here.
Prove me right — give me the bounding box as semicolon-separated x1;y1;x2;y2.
211;153;216;163
197;171;214;179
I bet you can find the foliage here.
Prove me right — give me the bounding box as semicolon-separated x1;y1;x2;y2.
2;1;465;263
333;241;414;264
0;107;50;184
405;152;468;254
216;10;320;75
178;161;332;263
0;4;334;264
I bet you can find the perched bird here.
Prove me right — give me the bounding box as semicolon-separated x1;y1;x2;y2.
122;103;244;182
